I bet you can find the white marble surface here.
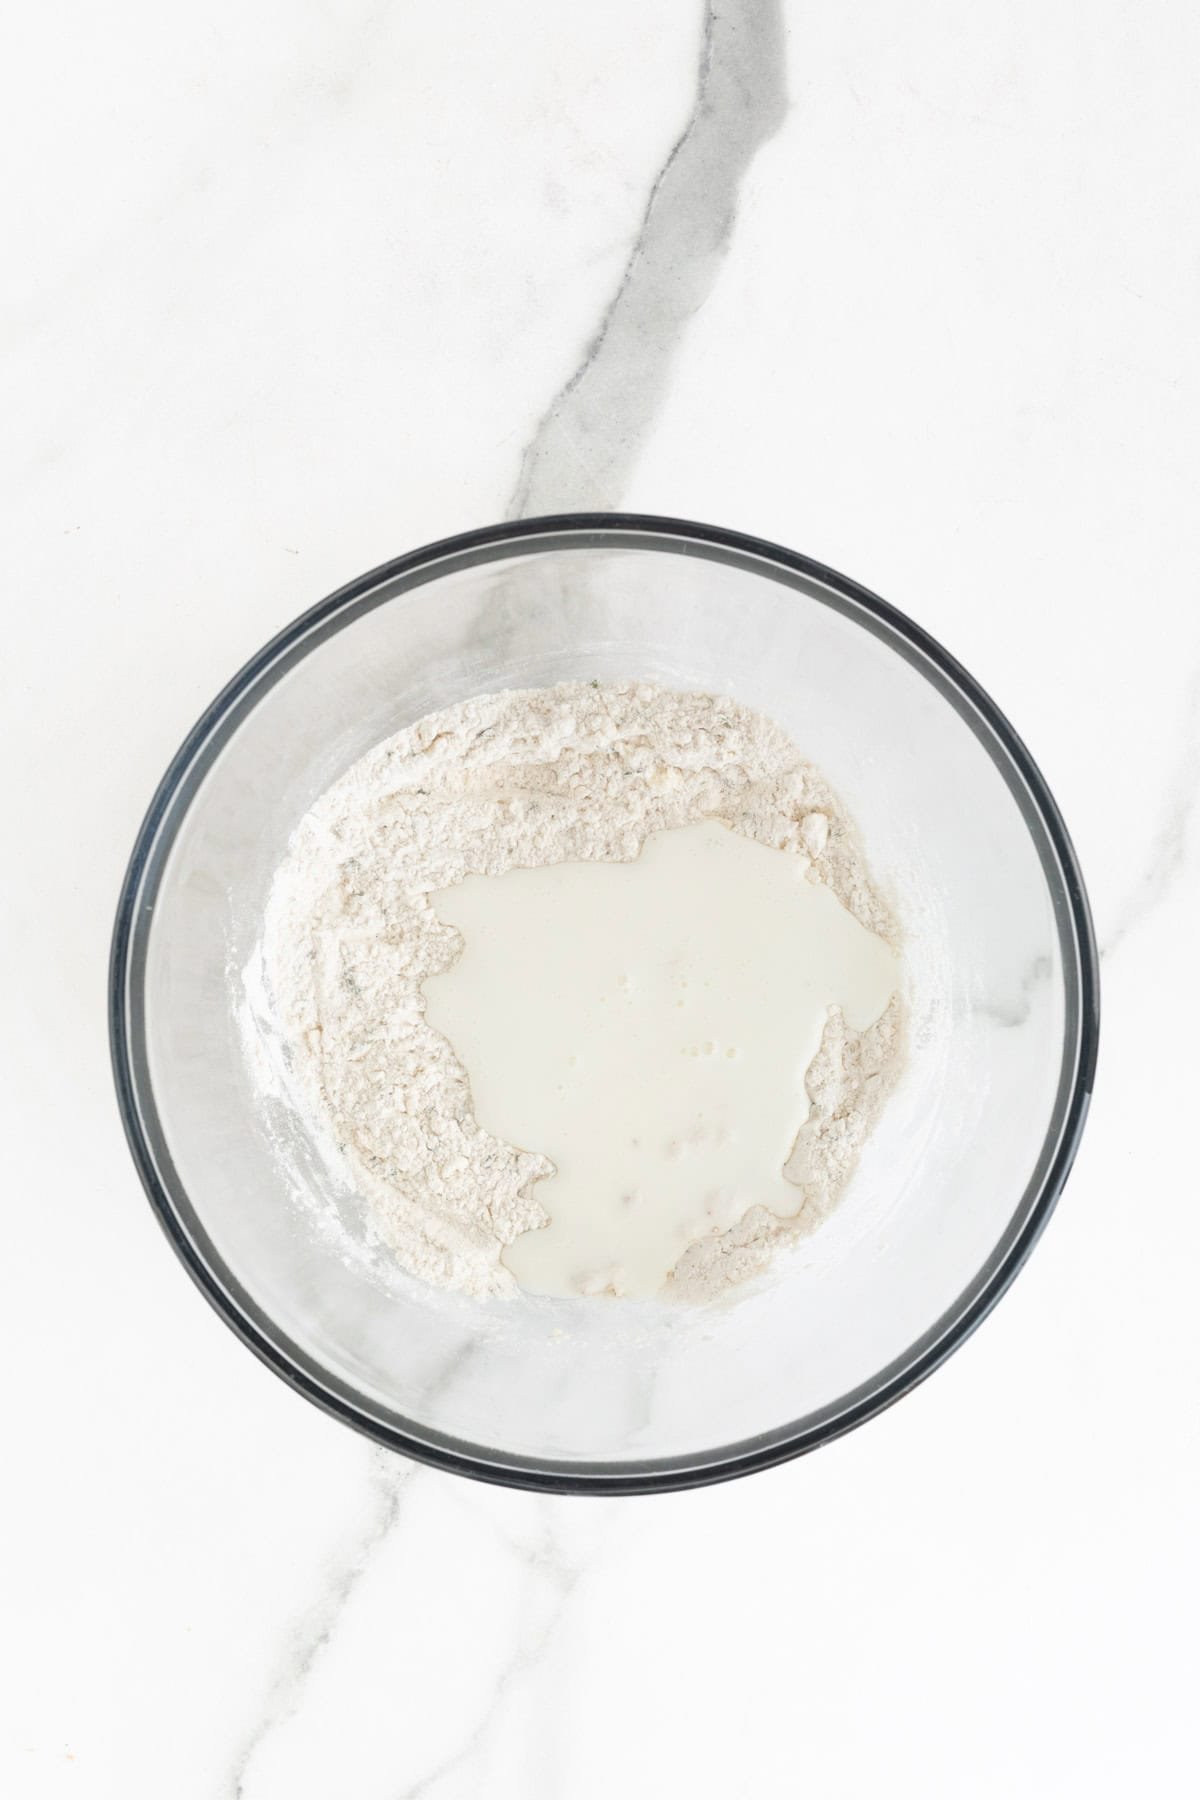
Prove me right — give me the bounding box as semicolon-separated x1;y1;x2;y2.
4;2;1199;1793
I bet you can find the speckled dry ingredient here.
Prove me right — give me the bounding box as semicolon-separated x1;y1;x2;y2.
251;682;902;1300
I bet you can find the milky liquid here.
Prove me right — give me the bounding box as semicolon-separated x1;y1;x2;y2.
423;820;898;1298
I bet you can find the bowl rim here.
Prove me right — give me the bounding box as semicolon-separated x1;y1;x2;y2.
109;512;1100;1494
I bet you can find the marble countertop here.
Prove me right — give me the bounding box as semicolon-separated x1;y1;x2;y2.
5;2;1198;1794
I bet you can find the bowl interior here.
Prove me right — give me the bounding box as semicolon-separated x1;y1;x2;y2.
121;526;1091;1483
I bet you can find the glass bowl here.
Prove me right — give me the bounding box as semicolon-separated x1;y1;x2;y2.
110;515;1099;1493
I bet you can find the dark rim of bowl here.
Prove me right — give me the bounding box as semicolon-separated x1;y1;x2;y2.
109;513;1100;1495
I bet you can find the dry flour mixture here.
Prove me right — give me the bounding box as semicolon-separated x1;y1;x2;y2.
245;682;903;1300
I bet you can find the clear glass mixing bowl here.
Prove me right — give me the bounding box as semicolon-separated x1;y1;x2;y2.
110;516;1099;1492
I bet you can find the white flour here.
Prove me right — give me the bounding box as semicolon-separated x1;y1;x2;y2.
247;682;902;1300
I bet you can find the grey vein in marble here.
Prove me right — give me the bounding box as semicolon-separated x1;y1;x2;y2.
224;1338;489;1796
976;954;1052;1028
508;0;787;518
396;1499;619;1800
226;1451;418;1800
1101;668;1200;959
